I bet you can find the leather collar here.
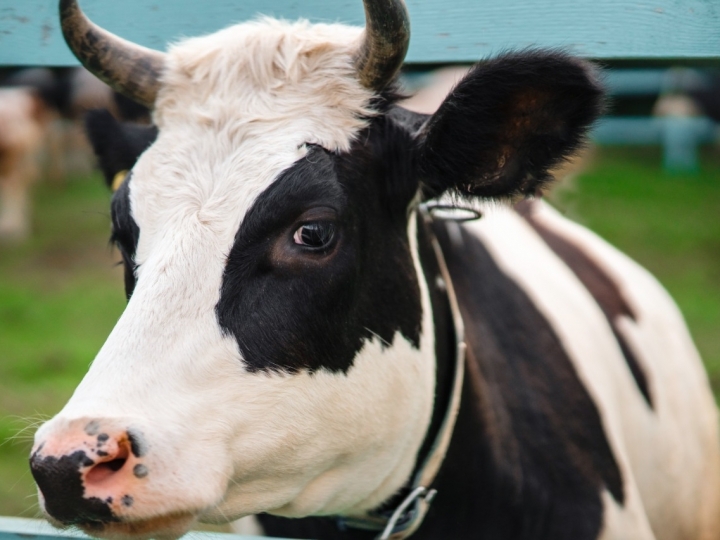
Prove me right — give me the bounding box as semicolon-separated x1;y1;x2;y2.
336;205;469;540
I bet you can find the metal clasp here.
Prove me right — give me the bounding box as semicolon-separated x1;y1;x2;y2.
376;486;438;540
419;201;482;222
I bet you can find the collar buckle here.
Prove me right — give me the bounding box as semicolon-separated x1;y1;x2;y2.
376;486;437;540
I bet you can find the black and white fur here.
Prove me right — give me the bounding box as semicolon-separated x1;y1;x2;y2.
33;17;720;540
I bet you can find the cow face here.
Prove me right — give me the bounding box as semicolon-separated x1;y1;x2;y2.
32;21;438;538
31;5;603;539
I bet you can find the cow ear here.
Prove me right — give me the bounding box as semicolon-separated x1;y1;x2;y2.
416;51;604;199
84;109;158;190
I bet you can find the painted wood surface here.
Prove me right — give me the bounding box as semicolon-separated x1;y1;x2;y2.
0;517;295;540
0;0;718;66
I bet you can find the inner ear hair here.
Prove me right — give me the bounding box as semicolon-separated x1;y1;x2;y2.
417;49;605;201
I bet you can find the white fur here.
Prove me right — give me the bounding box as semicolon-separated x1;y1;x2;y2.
464;201;720;540
230;515;264;536
35;18;436;532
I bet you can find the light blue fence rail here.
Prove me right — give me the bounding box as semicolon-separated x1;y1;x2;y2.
592;116;718;172
605;68;712;96
1;0;719;66
0;517;298;540
590;68;719;172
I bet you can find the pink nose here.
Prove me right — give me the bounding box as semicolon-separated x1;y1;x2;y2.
30;419;148;526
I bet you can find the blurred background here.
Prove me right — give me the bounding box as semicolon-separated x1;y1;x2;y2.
0;66;151;518
0;27;719;528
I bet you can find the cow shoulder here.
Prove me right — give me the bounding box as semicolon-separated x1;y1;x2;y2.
512;200;720;539
431;212;624;540
515;199;653;406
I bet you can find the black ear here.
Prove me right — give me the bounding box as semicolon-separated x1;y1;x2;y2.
112;92;151;123
84;109;158;189
417;50;604;199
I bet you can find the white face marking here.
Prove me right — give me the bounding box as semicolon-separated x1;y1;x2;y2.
34;18;436;529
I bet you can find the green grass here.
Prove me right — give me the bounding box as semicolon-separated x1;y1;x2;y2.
0;176;126;517
0;147;718;517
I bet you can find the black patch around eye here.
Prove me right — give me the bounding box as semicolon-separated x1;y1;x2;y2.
216;139;423;375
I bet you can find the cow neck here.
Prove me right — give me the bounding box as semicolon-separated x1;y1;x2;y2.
336;205;469;540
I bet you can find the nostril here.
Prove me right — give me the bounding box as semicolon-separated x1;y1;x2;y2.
86;459;127;483
105;458;126;472
85;444;129;485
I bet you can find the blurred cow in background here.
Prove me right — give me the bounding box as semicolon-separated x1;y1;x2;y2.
0;67;149;241
0;86;47;240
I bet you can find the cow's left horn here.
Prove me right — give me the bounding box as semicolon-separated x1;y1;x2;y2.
355;0;410;90
59;0;165;108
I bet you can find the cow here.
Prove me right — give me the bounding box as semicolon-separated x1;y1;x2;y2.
0;87;47;241
28;0;720;539
0;67;150;241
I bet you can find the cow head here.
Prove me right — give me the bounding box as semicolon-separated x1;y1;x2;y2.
30;1;603;538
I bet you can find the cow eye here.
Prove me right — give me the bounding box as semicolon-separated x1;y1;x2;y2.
293;222;335;250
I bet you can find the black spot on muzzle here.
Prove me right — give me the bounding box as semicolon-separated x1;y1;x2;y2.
84;420;100;436
29;450;118;526
127;428;147;458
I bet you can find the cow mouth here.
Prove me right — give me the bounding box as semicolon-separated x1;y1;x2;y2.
47;512;198;540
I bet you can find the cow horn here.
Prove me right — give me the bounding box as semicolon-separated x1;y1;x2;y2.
59;0;165;108
355;0;410;90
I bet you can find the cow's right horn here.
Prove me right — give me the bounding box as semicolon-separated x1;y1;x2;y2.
59;0;165;108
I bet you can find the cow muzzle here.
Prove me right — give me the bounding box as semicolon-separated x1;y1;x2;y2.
30;417;195;539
